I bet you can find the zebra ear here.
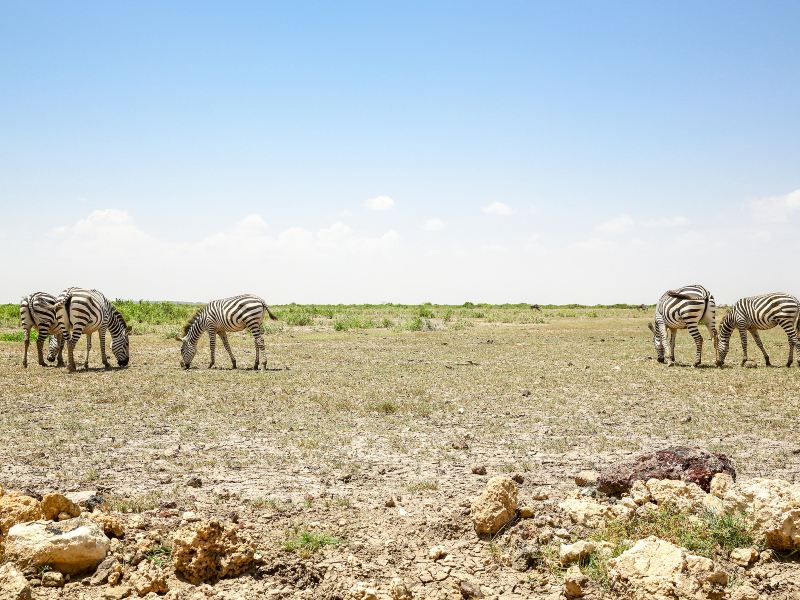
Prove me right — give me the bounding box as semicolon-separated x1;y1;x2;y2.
174;335;183;342
647;322;655;333
126;325;133;334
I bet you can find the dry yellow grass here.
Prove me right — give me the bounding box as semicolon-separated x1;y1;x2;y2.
1;309;798;596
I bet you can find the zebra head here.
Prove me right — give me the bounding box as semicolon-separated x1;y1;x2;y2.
647;321;665;363
112;325;131;367
716;312;733;366
46;335;60;362
176;335;196;369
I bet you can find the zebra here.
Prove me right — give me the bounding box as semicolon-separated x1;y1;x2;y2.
176;294;278;370
648;284;720;367
56;287;131;372
19;292;64;367
717;293;800;367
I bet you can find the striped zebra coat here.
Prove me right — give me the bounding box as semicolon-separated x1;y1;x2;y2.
648;284;720;367
718;293;800;367
56;288;131;372
20;292;64;367
177;294;278;370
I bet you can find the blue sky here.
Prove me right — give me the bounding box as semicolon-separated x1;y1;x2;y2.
2;2;799;303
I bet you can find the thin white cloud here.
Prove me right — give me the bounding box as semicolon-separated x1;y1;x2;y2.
749;189;800;224
482;202;513;216
595;214;634;234
6;193;800;305
423;218;446;232
364;195;395;211
641;216;690;228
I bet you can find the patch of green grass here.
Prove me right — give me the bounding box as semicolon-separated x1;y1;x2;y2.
418;305;434;318
283;529;344;557
144;545;172;567
282;310;315;326
579;542;630;589
333;316;376;331
0;330;37;342
400;316;434;331
592;503;757;558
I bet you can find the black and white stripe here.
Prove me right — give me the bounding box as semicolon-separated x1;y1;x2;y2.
177;294;278;370
19;292;64;367
56;287;131;372
648;284;720;367
718;293;800;367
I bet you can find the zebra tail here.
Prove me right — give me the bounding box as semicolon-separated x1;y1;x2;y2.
666;290;695;300
56;292;74;334
265;305;279;321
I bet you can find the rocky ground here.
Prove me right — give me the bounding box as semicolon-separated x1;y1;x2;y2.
1;314;799;599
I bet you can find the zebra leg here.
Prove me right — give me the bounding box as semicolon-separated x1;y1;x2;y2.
668;328;677;364
254;330;266;370
67;330;82;373
779;321;800;367
219;332;236;369
709;324;720;367
22;327;30;368
99;327;111;369
656;321;669;364
738;325;749;366
749;329;770;366
207;327;217;368
36;325;47;366
56;333;65;367
84;332;93;370
687;324;703;367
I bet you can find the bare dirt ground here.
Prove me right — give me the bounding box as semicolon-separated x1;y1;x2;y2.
1;313;799;598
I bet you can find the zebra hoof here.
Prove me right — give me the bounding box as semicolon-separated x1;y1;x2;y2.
22;362;28;368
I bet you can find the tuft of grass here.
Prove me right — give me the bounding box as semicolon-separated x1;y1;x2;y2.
247;497;284;512
418;305;434;318
106;490;163;513
283;529;343;557
367;400;399;415
406;480;438;493
400;316;433;331
591;503;756;559
144;545;172;567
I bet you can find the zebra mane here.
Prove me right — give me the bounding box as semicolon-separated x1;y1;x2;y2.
182;308;205;336
113;305;128;329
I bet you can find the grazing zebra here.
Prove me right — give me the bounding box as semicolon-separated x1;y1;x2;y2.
648;284;720;367
176;294;278;370
19;292;64;367
718;293;800;367
56;288;131;372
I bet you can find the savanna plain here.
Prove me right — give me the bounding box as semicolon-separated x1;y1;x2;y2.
1;303;798;599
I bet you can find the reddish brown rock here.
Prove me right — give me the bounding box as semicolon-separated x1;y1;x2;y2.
597;446;735;496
